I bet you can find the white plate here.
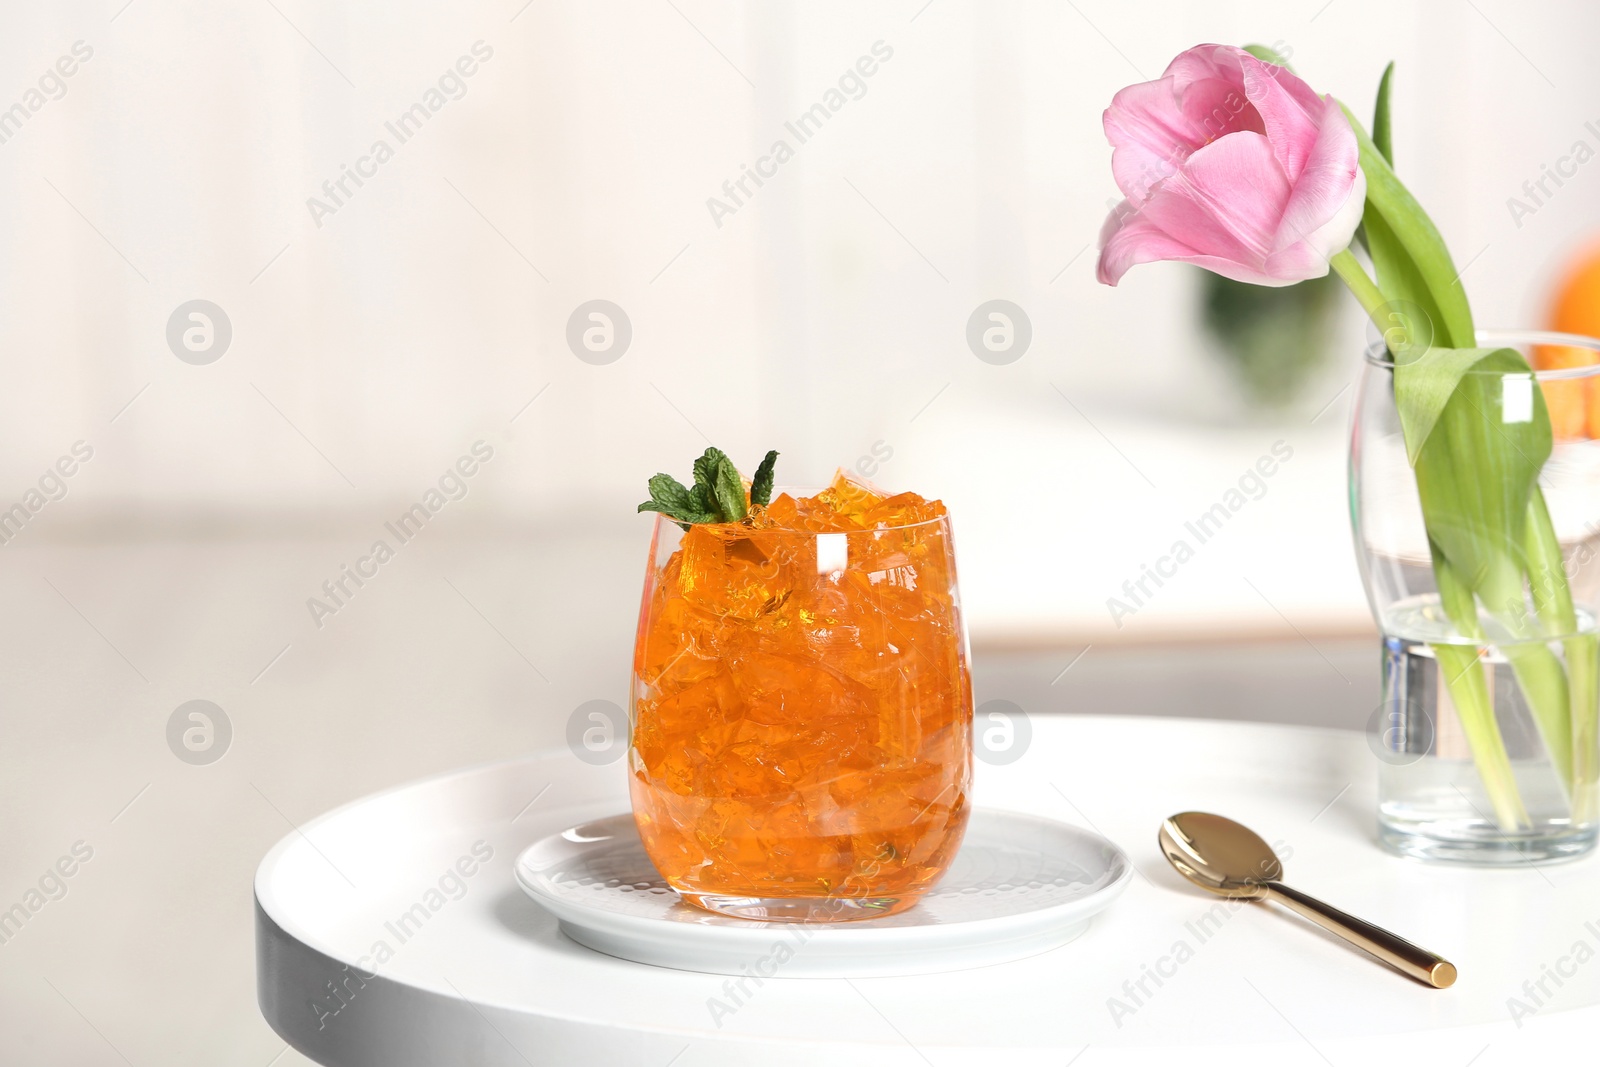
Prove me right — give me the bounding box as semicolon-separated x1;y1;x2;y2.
514;808;1132;977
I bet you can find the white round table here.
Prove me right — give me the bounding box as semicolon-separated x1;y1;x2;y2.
255;716;1600;1065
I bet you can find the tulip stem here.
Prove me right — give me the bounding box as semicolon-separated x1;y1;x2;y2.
1329;249;1389;326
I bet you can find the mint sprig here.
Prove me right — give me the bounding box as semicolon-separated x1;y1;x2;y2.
638;447;780;526
750;450;778;507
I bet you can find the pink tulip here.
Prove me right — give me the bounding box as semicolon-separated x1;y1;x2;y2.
1096;44;1366;287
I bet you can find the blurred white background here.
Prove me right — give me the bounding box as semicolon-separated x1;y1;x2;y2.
5;0;1600;1063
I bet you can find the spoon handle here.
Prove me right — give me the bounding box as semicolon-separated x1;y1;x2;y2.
1261;881;1456;988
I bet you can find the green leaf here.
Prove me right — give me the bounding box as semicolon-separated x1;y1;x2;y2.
1372;62;1394;166
1430;545;1481;639
638;472;717;525
691;481;715;516
750;450;779;506
693;448;726;499
1431;641;1530;830
1394;347;1510;463
1349;61;1394;257
641;444;777;525
1501;640;1573;787
644;473;696;513
1522;486;1583;791
1401;349;1565;794
1568;633;1600;822
711;455;747;522
1339;105;1474;350
637;500;715;523
1433;538;1534;829
1525;486;1578;636
1404;347;1549;601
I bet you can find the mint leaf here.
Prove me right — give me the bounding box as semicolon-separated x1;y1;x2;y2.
638;500;714;521
638;473;715;525
750;450;778;506
693;448;726;499
644;473;696;513
691;481;714;514
712;455;747;522
641;445;779;525
690;481;715;516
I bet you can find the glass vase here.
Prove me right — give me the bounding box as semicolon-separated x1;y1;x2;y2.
629;503;973;920
1352;329;1600;863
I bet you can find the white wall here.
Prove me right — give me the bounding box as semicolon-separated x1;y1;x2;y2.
2;0;1598;638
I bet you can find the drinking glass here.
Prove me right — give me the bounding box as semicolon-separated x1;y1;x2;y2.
629;502;973;920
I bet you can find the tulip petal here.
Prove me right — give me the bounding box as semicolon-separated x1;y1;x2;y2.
1165;45;1265;141
1240;53;1325;182
1105;46;1268;203
1177;75;1264;143
1104;78;1202;202
1140;131;1290;265
1273;99;1365;258
1096;200;1198;285
1098;199;1305;288
1163;44;1238;88
1265;165;1366;281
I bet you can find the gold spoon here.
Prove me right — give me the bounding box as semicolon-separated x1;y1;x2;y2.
1158;811;1457;989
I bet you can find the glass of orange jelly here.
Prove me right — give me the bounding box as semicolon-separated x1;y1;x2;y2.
629;472;973;921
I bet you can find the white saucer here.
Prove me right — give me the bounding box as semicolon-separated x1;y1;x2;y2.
513;808;1132;977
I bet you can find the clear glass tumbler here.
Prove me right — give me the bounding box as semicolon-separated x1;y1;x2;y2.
629;499;973;920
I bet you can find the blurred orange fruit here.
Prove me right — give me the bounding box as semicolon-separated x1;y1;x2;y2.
1536;242;1600;439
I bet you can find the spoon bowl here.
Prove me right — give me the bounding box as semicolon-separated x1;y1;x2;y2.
1159;811;1281;897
